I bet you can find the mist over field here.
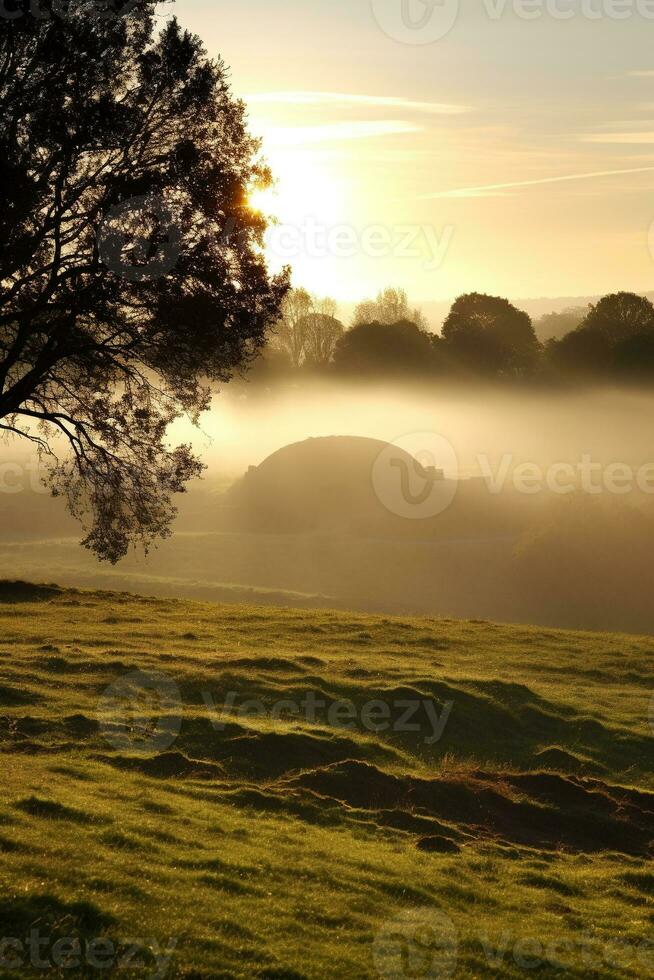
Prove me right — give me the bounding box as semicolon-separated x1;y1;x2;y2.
4;378;654;634
191;380;654;479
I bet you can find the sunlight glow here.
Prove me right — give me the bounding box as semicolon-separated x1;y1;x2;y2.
247;146;353;294
248;153;345;225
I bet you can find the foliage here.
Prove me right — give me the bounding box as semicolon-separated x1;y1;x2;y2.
270;287;312;368
332;319;435;375
354;287;427;330
270;289;344;368
547;293;654;380
0;3;288;561
257;288;654;388
582;292;654;344
441;292;542;378
302;300;345;368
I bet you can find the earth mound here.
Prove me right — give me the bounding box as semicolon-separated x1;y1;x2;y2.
227;435;452;534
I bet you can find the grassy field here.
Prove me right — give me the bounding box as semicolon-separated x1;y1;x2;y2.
1;582;653;978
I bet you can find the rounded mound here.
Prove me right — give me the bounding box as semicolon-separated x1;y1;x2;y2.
228;436;424;533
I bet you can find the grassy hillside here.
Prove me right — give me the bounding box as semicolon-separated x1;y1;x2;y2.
1;583;653;978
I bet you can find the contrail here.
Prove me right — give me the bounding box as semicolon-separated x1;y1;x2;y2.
422;166;654;199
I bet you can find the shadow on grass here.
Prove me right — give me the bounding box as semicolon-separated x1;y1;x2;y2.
14;796;98;824
0;891;113;937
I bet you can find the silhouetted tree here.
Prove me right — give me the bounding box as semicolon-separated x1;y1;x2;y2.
0;5;288;561
271;288;312;368
441;293;541;378
302;303;345;368
271;291;343;369
332;320;434;376
613;332;654;380
546;328;613;379
581;292;654;344
242;346;294;387
353;288;427;330
548;293;654;380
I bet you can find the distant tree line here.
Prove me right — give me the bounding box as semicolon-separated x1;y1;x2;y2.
248;288;654;386
269;289;345;369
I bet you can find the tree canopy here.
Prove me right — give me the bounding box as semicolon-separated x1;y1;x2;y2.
582;292;654;344
0;3;288;561
246;286;654;388
547;293;654;379
332;319;434;376
441;293;541;378
353;288;427;330
270;289;344;368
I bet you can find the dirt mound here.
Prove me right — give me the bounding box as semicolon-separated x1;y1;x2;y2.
532;746;603;773
96;751;224;780
208;729;396;778
0;684;40;707
285;761;654;855
416;835;460;853
0;713;98;750
227;435;450;535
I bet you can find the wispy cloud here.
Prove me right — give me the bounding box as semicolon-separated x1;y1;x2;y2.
258;121;422;147
246;91;469;115
626;70;654;78
580;132;654;144
423;166;654;199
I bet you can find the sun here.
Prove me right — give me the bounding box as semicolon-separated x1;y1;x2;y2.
249;150;345;227
245;146;352;294
248;184;279;219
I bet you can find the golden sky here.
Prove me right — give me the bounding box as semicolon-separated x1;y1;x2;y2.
184;0;654;305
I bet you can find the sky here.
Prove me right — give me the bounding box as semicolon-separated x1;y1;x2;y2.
181;0;654;307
